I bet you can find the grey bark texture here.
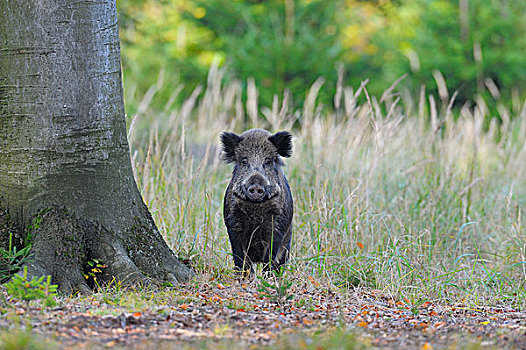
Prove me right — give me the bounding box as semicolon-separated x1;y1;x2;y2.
0;0;192;293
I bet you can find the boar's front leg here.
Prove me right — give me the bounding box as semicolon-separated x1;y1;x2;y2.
228;229;253;276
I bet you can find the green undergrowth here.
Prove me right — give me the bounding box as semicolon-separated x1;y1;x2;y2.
126;68;526;310
0;328;55;350
104;328;368;350
0;234;31;284
129;327;488;350
4;266;58;307
180;329;368;350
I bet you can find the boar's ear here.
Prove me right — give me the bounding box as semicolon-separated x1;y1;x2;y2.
269;131;292;158
221;132;242;163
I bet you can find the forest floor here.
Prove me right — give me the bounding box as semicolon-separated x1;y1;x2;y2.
1;277;525;350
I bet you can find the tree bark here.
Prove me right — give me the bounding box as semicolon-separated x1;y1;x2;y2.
0;0;192;293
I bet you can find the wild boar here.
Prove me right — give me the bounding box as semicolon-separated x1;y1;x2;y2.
221;129;293;274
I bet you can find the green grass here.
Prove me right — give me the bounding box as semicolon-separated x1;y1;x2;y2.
181;329;368;350
125;67;526;310
0;328;55;350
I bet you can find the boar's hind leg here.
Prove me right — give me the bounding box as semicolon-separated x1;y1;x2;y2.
261;247;289;274
264;251;289;273
269;227;292;272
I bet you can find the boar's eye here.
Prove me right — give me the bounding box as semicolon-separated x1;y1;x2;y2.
264;158;274;167
241;158;249;166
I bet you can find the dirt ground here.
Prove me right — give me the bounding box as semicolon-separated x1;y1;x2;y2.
1;280;525;349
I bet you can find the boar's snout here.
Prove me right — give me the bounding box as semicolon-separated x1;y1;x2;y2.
247;184;266;202
243;173;270;202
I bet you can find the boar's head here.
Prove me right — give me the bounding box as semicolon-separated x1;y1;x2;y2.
221;129;292;203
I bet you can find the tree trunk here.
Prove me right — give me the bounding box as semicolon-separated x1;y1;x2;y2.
0;0;192;293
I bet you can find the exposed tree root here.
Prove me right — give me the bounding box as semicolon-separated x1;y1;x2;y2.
20;207;192;294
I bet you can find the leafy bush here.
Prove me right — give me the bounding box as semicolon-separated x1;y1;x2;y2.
118;0;214;115
184;0;345;108
0;329;55;350
0;233;31;283
375;0;526;105
5;266;58;307
257;267;294;307
117;0;526;115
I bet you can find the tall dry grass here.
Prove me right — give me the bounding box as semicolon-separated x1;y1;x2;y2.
126;67;526;308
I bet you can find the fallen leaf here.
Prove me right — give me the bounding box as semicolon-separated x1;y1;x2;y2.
422;342;433;349
303;318;314;325
357;321;368;328
434;322;445;329
357;242;364;249
308;275;320;286
210;294;222;302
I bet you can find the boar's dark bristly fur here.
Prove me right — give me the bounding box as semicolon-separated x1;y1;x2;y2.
221;129;293;274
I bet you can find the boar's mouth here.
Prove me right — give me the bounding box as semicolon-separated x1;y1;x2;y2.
233;189;279;203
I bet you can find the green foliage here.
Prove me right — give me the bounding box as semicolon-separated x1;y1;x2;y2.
118;0;345;111
266;329;366;350
83;258;107;289
377;0;526;105
117;0;526;114
118;0;213;115
5;266;58;307
184;0;345;108
97;277;127;306
0;233;31;283
0;329;55;350
332;263;377;290
188;329;365;350
257;267;294;306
